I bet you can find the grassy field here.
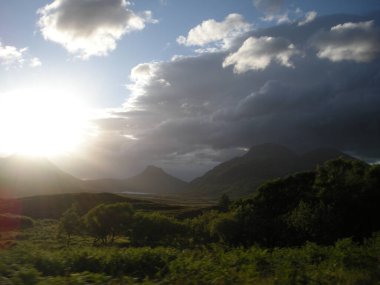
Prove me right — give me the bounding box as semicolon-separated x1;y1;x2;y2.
1;218;380;285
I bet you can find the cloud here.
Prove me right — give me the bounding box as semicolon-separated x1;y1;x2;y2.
177;14;252;51
298;11;317;26
261;13;290;24
29;57;42;67
223;36;299;73
79;13;380;180
38;0;156;59
253;0;284;15
253;0;291;24
258;6;316;26
312;20;380;62
0;42;41;69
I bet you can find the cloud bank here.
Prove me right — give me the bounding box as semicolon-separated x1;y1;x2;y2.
80;13;380;180
38;0;156;59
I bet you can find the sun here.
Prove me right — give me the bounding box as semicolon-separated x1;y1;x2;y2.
0;88;91;157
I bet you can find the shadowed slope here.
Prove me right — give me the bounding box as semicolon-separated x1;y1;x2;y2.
190;144;352;198
124;166;189;194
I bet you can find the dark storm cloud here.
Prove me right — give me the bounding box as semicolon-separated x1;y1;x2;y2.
89;12;380;180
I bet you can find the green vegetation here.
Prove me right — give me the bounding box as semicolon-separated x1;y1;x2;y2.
0;158;379;284
84;203;133;245
58;204;81;245
0;214;35;232
1;223;379;284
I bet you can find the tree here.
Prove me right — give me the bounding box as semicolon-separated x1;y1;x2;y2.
58;203;81;246
217;193;231;212
83;203;133;245
131;212;187;246
187;210;220;244
210;212;240;245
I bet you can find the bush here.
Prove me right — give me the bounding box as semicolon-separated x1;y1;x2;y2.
0;214;35;231
131;212;188;246
83;203;134;244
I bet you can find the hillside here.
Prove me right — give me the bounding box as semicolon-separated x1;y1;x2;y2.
85;166;189;195
124;165;189;194
0;192;184;219
0;155;91;198
190;143;352;198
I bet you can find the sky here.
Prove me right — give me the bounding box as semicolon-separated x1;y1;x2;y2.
0;0;380;180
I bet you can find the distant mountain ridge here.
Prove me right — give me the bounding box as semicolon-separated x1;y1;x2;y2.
0;155;189;198
0;144;352;199
189;143;352;198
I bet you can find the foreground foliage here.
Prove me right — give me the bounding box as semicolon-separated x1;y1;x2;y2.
1;226;379;284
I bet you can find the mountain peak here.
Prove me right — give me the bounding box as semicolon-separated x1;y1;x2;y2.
125;165;188;194
142;165;166;175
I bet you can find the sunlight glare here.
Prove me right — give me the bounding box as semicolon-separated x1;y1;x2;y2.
0;88;91;157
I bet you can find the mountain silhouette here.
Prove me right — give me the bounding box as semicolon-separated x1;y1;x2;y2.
0;155;90;198
0;145;352;199
123;165;189;194
86;166;189;195
189;143;352;198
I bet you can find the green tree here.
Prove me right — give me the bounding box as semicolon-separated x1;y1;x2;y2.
131;212;187;246
186;210;220;244
83;203;133;244
210;212;240;245
58;204;81;245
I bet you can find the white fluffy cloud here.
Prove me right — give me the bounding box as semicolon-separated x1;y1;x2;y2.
298;11;317;26
0;42;41;69
223;36;299;73
312;20;380;62
0;43;26;67
177;14;252;51
38;0;156;59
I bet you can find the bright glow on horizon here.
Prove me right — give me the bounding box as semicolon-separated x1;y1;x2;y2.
0;88;92;157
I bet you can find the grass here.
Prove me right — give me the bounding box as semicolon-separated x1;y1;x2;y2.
1;219;379;284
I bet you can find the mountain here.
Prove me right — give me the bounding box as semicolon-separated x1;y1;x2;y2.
85;166;189;195
0;145;351;199
123;165;189;194
0;155;91;198
0;155;189;198
189;143;352;198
